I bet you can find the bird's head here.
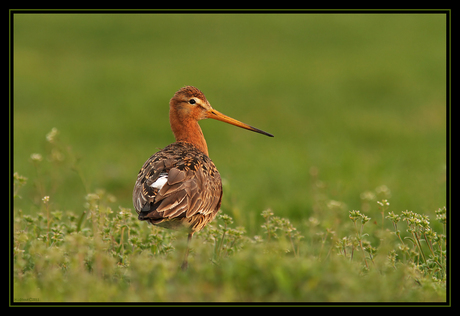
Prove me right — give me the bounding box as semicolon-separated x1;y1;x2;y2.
170;86;274;137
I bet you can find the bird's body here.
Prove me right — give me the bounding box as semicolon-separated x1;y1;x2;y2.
133;141;222;233
132;86;272;269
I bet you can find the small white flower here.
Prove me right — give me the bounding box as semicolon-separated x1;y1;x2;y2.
375;185;391;198
360;191;375;201
30;153;43;162
46;127;59;143
327;200;346;210
85;193;100;201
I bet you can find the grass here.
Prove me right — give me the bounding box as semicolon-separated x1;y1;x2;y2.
12;129;447;303
12;12;448;303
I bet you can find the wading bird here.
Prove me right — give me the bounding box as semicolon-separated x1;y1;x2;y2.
132;86;273;269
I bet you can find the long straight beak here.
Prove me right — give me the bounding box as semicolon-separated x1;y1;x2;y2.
206;109;274;137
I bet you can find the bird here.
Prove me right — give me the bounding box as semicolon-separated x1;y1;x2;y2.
132;86;273;269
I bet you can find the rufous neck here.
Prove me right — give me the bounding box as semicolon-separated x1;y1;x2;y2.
169;109;209;156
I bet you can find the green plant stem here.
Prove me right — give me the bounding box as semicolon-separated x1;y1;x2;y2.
76;210;86;233
358;239;369;269
412;231;426;264
45;203;51;247
216;224;227;259
423;233;444;272
288;233;297;257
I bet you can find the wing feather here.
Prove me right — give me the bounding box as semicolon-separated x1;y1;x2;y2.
133;142;222;229
168;168;186;185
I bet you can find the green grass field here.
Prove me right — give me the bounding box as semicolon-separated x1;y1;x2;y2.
12;12;448;304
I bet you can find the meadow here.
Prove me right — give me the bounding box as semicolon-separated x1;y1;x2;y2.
12;12;448;304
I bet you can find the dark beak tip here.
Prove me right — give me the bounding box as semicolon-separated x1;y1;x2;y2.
252;127;274;138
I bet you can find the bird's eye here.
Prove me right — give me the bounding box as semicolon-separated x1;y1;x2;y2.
189;99;196;105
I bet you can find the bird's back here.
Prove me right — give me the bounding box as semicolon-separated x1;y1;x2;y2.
133;141;223;233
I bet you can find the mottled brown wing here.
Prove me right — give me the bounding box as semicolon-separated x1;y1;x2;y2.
133;142;222;230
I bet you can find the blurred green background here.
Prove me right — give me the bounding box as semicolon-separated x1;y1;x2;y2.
13;13;446;233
